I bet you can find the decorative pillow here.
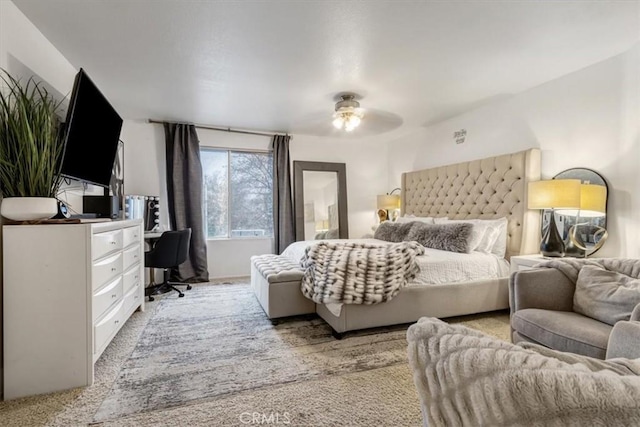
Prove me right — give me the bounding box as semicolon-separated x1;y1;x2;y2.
325;228;339;239
373;221;416;242
573;265;640;326
396;215;435;224
434;217;508;257
433;219;484;252
405;222;473;253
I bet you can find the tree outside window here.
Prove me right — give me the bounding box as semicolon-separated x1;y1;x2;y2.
201;149;273;238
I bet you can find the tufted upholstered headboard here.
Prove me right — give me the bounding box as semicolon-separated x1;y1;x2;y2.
401;149;541;259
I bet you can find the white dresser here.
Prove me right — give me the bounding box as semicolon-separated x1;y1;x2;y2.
2;219;144;399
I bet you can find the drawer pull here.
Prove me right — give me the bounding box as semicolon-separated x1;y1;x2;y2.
134;295;139;299
134;234;138;238
134;275;139;279
111;267;117;272
112;294;117;298
134;255;138;259
110;241;117;245
115;320;120;325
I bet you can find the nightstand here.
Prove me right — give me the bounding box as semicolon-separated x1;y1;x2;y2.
509;254;547;275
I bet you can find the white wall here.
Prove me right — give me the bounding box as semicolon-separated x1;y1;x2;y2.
388;44;640;258
0;2;76;95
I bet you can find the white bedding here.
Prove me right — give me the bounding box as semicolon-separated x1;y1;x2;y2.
281;238;510;287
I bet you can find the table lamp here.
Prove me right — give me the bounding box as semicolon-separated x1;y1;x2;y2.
528;179;581;257
377;193;401;223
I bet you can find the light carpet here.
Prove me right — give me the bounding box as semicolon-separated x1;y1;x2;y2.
0;280;510;426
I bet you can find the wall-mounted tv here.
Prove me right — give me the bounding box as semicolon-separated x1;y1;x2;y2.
60;68;123;188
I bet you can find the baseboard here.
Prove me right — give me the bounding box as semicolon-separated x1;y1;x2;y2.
209;275;250;283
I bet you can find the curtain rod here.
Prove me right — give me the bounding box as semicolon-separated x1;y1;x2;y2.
147;119;288;138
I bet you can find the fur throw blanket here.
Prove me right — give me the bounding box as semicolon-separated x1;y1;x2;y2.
537;258;640;282
300;241;424;304
407;317;640;427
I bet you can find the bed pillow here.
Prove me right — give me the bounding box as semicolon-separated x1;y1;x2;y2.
573;265;640;326
373;221;416;242
405;222;473;253
396;215;435;224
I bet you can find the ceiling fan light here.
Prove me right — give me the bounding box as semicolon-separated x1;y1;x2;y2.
332;94;365;131
332;116;344;129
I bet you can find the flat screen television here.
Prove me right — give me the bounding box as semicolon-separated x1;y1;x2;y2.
60;68;123;188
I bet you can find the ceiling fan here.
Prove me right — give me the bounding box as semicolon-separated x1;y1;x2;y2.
289;92;403;137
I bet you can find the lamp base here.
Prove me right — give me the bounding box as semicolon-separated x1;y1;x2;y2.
540;210;565;257
564;233;586;258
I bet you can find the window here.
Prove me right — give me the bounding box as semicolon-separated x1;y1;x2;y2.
201;149;273;239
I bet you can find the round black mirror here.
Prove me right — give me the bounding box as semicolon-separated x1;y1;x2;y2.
542;168;608;257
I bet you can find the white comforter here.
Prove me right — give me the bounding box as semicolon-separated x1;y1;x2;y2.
282;238;510;286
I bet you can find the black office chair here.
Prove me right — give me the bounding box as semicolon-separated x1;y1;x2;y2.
144;229;192;301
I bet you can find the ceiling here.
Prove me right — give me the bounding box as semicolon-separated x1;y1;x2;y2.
13;0;640;138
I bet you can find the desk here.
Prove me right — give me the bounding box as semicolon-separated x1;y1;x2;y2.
144;232;162;240
143;232;162;285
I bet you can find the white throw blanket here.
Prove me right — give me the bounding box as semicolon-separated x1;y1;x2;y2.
300;241;424;305
407;317;640;427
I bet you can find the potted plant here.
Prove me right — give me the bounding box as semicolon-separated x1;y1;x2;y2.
0;70;65;221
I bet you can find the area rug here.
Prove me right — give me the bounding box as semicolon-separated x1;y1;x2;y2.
93;283;412;422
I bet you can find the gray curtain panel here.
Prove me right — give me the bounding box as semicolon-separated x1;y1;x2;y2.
272;134;295;254
164;123;209;282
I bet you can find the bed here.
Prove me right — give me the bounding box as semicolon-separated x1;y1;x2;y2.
286;148;541;334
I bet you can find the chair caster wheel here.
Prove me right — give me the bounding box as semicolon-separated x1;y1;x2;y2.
187;285;192;290
149;296;155;302
178;293;185;298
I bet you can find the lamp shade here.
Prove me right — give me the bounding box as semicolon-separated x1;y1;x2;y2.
557;184;607;217
315;220;329;231
527;179;581;210
377;194;400;210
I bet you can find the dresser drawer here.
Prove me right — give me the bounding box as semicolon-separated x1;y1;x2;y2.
123;264;142;294
123;282;142;314
94;299;124;354
93;230;123;260
92;252;123;291
93;276;123;322
123;244;141;272
123;225;141;249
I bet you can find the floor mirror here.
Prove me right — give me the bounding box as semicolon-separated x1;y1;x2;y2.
293;161;348;241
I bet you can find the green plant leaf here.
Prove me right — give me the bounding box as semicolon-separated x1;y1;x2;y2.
0;70;65;198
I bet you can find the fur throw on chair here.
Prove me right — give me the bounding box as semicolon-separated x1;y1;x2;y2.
536;257;640;282
407;317;640;427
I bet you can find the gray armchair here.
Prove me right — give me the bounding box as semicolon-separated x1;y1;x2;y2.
407;317;640;427
510;260;640;359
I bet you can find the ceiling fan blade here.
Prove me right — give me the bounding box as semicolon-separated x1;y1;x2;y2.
290;108;403;137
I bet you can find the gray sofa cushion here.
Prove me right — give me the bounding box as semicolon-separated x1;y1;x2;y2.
511;309;612;359
573;265;640;326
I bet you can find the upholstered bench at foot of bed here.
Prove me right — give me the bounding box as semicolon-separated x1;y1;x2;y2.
250;254;315;319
